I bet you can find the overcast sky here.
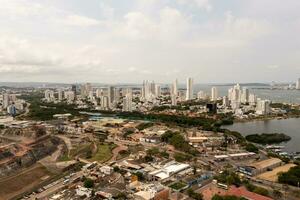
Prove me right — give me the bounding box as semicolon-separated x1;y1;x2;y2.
0;0;299;84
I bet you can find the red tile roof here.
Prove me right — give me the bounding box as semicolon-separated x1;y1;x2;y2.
227;186;273;200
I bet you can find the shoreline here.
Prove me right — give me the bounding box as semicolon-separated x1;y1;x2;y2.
233;115;300;124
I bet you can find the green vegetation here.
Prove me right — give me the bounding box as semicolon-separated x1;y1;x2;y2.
214;171;241;186
174;152;192;162
278;165;300;186
245;143;259;153
145;147;169;160
267;152;290;163
89;143;116;163
169;181;187;191
118;112;216;129
84;178;94;188
133;172;145;181
161;131;198;155
245;133;291;144
136;122;154;130
212;195;247;200
187;188;203;200
244;181;269;196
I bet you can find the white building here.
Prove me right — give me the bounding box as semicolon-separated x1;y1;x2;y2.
123;88;133;112
58;89;63;101
186;78;193;100
64;91;75;102
211;87;218;101
44;90;55;102
172;79;178;97
197;91;206;100
296;78;300;90
241;87;249;103
256;98;271;115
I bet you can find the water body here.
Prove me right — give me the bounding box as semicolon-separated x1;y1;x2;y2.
223;118;300;153
192;85;300;104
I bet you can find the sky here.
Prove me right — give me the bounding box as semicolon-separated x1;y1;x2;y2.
0;0;300;84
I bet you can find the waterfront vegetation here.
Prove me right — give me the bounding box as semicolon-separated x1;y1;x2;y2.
245;133;291;144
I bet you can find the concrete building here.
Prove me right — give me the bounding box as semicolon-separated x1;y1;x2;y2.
211;87;218;101
186;78;193;100
296;78;300;90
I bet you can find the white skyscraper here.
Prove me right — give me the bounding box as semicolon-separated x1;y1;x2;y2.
123;88;133;112
108;86;115;106
186;78;193;100
241;87;249;103
172;79;178;96
249;94;257;106
256;99;271;115
171;94;177;106
211;87;218;101
2;93;9;108
296;78;300;90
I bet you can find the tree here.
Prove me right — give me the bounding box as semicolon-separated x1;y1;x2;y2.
84;178;94;188
187;188;203;200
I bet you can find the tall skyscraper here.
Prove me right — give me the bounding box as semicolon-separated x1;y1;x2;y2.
241;87;249;103
211;87;218;101
108;86;115;105
58;89;63;101
186;78;193;100
172;79;178;97
155;84;161;97
123;88;133;112
296;78;300;90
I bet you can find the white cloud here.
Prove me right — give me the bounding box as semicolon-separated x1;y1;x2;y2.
177;0;212;12
59;14;101;27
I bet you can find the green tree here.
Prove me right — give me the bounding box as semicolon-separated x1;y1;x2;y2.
84;178;94;188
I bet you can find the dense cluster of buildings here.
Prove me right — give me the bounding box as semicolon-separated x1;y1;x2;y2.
0;92;24;116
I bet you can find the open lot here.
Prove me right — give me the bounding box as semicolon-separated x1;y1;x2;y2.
257;163;296;182
0;163;52;200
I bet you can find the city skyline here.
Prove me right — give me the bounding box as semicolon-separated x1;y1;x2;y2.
0;0;300;83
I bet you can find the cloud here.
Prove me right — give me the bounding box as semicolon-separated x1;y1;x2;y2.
177;0;212;12
59;14;101;27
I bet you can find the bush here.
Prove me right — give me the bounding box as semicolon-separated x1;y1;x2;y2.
84;178;94;188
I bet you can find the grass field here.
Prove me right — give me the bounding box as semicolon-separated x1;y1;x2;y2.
0;163;52;200
257;164;296;182
89;143;115;163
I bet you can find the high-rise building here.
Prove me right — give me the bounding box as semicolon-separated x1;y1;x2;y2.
123;88;133;112
45;90;55;102
2;93;9;108
172;79;178;97
155;84;161;97
100;96;110;110
64;91;75;102
58;89;63;101
211;87;218;101
108;86;115;106
197;91;206;100
223;96;229;107
186;78;193;100
296;78;300;90
256;99;271;115
249;94;257;106
171;94;177;106
241;87;249;103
